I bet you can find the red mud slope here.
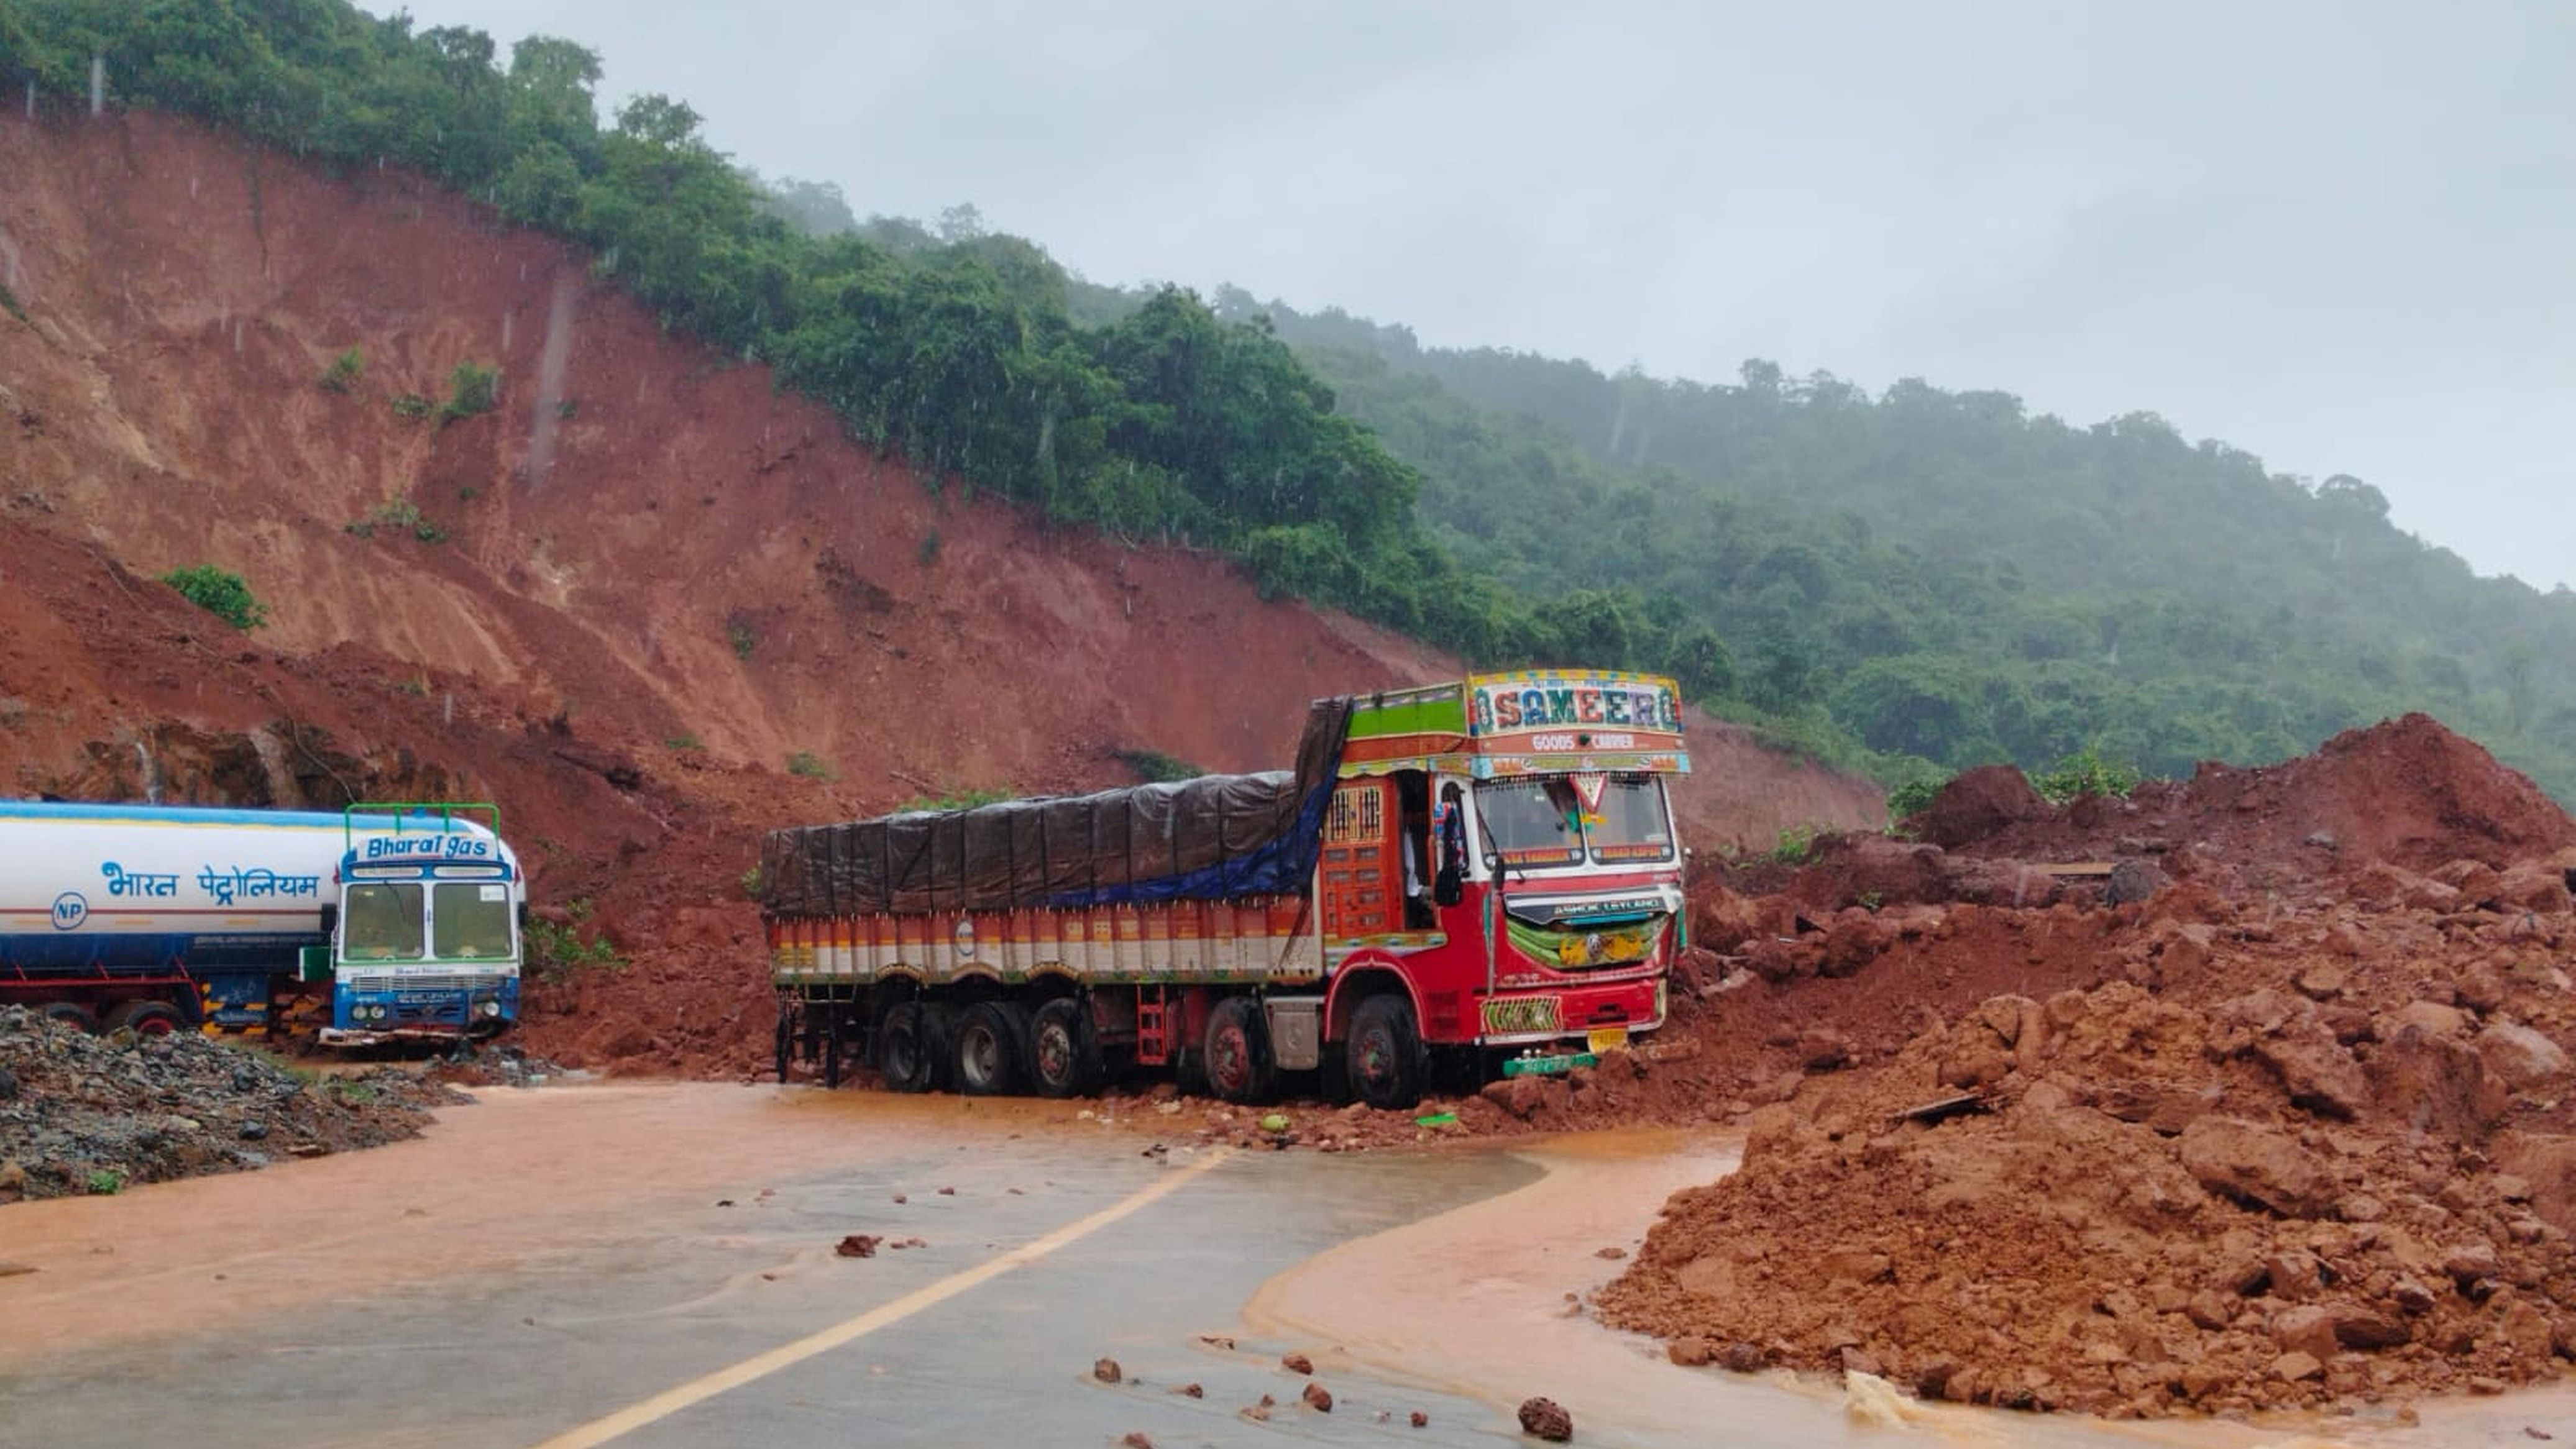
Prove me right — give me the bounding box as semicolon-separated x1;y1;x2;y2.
0;110;1882;1072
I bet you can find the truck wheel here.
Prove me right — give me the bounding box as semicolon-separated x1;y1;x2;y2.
774;1000;798;1083
954;1002;1025;1097
1349;993;1423;1111
39;1001;98;1035
1028;998;1101;1099
876;1002;940;1094
1202;996;1276;1105
104;1000;185;1037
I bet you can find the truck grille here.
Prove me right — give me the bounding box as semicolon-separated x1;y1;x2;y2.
1481;996;1562;1035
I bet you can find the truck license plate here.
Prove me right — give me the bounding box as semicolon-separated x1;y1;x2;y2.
1587;1026;1628;1054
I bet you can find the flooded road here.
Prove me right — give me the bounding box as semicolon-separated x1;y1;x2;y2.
3;1083;2574;1447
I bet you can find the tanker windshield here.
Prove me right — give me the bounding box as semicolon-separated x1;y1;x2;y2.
1475;775;1674;869
343;882;425;962
434;882;515;961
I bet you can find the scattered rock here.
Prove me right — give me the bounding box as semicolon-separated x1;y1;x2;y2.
1120;1434;1153;1449
1169;1383;1202;1398
835;1235;881;1258
1595;1246;1627;1260
1093;1358;1122;1384
1301;1382;1333;1412
1411;1409;1429;1426
1517;1396;1574;1442
1281;1351;1313;1374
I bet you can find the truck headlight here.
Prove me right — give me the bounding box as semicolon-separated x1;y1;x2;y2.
481;1000;502;1017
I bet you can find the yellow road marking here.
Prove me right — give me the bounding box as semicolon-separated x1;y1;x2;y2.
526;1148;1235;1449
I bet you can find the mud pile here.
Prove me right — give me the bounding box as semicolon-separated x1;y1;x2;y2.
0;1007;459;1202
1598;717;2576;1417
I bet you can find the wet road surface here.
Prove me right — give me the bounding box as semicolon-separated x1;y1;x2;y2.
6;1084;2576;1448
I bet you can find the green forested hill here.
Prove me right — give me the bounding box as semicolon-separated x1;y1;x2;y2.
6;1;2569;801
1221;295;2576;800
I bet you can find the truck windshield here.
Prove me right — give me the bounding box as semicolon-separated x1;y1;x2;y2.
1475;776;1674;869
433;881;515;960
343;882;425;961
1587;776;1677;864
1475;780;1585;867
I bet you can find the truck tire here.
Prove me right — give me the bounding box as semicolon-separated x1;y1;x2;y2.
774;999;797;1084
39;1001;98;1035
104;1000;185;1038
954;1001;1025;1097
1202;995;1276;1105
1349;993;1423;1111
876;1002;940;1094
1028;998;1101;1099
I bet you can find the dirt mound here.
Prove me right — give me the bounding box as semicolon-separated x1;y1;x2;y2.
1597;831;2576;1417
0;1007;459;1202
1927;716;2576;888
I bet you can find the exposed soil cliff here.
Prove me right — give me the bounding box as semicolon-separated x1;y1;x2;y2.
0;109;1884;1074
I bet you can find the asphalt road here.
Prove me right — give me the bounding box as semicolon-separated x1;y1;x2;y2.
7;1084;2576;1449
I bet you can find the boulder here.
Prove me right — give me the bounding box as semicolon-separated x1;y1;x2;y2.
1516;1397;1574;1442
2476;1022;2571;1092
2490;864;2574;916
2106;859;2168;907
2384;1000;2468;1039
2367;1025;2511;1136
1794;1027;1852;1072
2253;1029;2368;1119
2269;1304;2339;1360
1817;915;1893;978
1912;765;2046;849
2176;1117;2335;1217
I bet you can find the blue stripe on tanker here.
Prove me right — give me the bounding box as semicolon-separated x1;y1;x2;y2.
0;801;485;831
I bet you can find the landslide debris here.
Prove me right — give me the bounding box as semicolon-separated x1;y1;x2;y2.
0;1007;459;1202
1597;716;2576;1418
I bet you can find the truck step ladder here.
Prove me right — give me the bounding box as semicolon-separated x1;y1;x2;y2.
1135;984;1172;1066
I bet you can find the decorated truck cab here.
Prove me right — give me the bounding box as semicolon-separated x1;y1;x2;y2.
765;670;1689;1108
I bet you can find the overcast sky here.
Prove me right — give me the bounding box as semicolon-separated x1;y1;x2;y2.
392;1;2576;592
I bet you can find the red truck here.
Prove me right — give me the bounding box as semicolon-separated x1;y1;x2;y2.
764;670;1689;1109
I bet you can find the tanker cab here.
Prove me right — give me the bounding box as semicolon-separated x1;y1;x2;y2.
328;874;521;1042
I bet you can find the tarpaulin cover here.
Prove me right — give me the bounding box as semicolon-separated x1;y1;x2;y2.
761;698;1354;916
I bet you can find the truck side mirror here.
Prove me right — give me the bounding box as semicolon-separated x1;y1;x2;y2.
318;903;339;938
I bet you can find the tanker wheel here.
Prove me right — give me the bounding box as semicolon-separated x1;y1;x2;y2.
953;1001;1025;1097
876;1002;940;1094
1202;995;1276;1105
1349;993;1423;1111
104;1000;185;1038
39;1001;99;1035
773;999;798;1084
1028;997;1102;1099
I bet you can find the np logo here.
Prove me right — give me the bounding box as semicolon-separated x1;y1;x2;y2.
50;892;89;930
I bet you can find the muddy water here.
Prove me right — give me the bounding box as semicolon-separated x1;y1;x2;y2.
1249;1129;2576;1449
0;1082;1058;1360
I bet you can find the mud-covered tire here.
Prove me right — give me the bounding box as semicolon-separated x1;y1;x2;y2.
1028;997;1100;1099
954;1001;1025;1097
876;1001;940;1094
1349;993;1423;1111
1202;995;1276;1105
39;1001;98;1035
104;1000;185;1037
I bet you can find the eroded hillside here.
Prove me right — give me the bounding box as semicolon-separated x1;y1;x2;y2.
0;110;1882;1069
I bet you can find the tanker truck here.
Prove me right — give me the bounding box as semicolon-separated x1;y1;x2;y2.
764;670;1689;1109
0;800;525;1046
